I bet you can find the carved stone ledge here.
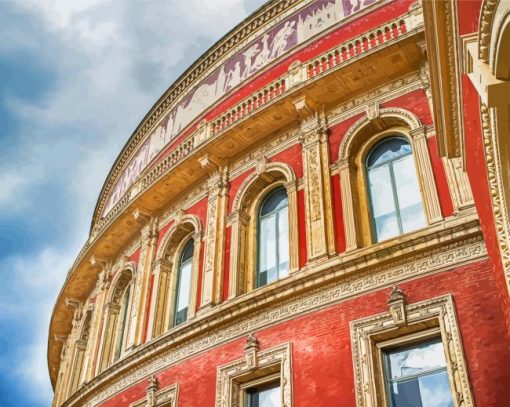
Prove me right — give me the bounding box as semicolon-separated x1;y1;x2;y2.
63;219;486;406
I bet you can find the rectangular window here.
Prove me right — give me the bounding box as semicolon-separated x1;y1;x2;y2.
243;380;280;407
382;336;453;407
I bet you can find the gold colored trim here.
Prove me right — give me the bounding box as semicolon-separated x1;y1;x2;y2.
215;340;292;407
62;223;485;407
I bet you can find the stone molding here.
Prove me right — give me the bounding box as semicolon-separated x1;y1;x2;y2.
62;225;486;407
130;377;178;407
215;339;292;407
92;0;390;228
422;0;464;158
336;107;442;250
351;294;474;407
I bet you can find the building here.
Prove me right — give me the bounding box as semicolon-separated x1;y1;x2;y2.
48;0;510;406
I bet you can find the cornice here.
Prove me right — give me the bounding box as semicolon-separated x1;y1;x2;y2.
91;0;392;229
90;0;303;230
63;212;485;406
49;7;426;386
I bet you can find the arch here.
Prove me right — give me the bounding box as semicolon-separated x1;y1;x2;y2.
148;213;202;339
98;267;134;372
338;107;422;162
107;263;135;303
155;214;202;260
231;161;296;214
336;108;442;250
228;160;299;298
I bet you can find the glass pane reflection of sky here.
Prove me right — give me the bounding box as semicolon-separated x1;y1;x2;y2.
390;371;453;407
258;385;280;407
387;339;453;407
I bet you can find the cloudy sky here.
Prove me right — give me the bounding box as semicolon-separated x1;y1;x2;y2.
0;1;266;405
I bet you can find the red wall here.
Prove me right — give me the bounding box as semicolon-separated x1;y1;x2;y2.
101;258;510;407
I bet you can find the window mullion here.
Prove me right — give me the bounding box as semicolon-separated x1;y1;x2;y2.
389;161;403;234
275;209;280;280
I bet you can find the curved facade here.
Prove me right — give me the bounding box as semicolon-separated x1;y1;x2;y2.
49;1;510;406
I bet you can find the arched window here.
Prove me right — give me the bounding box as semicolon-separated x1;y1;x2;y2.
173;239;194;327
113;285;130;361
257;187;289;288
366;137;426;242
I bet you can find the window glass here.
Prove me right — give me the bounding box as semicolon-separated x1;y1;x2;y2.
384;338;453;407
174;240;194;327
278;206;289;279
368;164;399;241
114;287;130;360
392;155;426;233
246;382;280;407
367;137;426;242
257;187;289;288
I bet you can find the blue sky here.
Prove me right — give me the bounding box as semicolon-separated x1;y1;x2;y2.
0;1;265;405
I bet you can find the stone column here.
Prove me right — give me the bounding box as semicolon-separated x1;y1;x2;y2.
228;210;250;299
410;127;443;224
442;156;475;212
199;156;228;309
298;106;335;261
285;179;300;272
147;258;172;339
126;212;159;349
338;158;359;251
97;301;120;372
87;264;110;379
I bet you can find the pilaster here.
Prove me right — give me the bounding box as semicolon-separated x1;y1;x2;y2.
200;156;229;308
87;263;111;380
147;258;172;339
296;100;335;261
127;212;159;349
411;127;443;224
338;158;359;251
228;210;250;299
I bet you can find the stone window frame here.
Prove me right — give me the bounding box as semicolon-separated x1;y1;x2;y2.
68;308;93;396
336;107;443;251
350;290;474;407
147;214;202;340
227;160;299;299
97;263;136;372
215;336;292;407
130;378;178;407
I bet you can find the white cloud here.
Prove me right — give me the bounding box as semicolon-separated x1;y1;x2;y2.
0;1;266;404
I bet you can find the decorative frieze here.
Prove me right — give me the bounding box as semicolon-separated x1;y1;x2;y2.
63;232;486;407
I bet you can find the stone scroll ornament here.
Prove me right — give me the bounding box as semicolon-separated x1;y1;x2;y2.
103;0;379;216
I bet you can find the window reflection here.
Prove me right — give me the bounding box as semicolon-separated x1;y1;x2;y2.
384;338;454;407
246;382;280;407
366;137;426;242
114;287;130;361
174;239;194;327
257;187;289;288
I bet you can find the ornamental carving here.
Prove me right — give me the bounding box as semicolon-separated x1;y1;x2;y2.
216;341;292;407
63;234;486;407
351;294;474;407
